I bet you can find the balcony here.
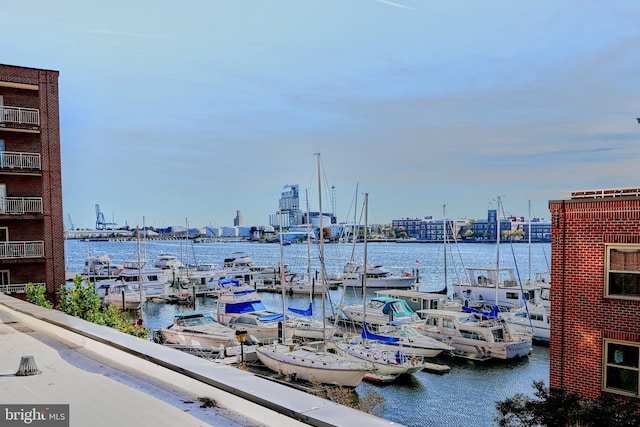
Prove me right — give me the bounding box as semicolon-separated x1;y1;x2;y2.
0;282;40;294
0;105;40;126
0;241;44;259
0;151;41;171
0;197;43;214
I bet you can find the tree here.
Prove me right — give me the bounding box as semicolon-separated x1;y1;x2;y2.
495;381;640;427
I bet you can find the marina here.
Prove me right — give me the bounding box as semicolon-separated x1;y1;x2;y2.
64;238;551;427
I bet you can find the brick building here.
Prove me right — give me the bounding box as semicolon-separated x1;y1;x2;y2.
0;64;65;299
549;188;640;399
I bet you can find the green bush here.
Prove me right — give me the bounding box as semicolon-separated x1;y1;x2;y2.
57;275;149;338
26;283;52;308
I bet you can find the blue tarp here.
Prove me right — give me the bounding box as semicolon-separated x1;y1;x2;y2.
288;302;313;316
218;278;241;287
461;305;499;318
224;301;268;314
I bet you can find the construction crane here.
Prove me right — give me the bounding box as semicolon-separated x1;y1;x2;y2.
95;204;117;230
67;214;75;230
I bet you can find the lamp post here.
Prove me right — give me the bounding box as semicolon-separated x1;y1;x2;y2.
235;330;247;363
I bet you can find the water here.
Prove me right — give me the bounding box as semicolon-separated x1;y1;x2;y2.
64;238;551;427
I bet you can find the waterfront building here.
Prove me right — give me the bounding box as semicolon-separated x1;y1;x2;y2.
0;64;65;298
549;188;640;400
392;216;464;242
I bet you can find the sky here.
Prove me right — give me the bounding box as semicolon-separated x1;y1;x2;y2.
3;1;640;229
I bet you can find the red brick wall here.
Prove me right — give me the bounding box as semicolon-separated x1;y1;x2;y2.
549;197;640;399
0;64;65;297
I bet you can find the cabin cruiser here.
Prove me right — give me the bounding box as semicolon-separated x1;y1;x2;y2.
96;260;168;297
340;262;415;289
415;309;532;360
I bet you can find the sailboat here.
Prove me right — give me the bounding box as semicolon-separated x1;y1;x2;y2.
255;153;373;387
334;193;428;383
287;190;337;342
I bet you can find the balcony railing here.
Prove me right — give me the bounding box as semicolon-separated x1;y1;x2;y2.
0;283;40;294
0;241;45;259
0;105;40;126
0;151;41;170
0;197;43;214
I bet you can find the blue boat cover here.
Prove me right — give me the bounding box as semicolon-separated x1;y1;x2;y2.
288;302;313;316
224;301;267;314
361;322;400;343
257;313;287;322
461;305;499;318
218;278;240;287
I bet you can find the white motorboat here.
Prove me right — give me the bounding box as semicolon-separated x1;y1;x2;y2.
216;286;293;343
340;262;415;289
415;309;532;361
102;283;143;310
339;295;422;327
452;266;544;310
223;252;288;283
82;254;122;277
158;312;244;349
501;305;550;344
96;260;168;297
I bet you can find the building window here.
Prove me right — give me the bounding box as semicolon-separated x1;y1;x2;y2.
603;340;640;396
605;245;640;299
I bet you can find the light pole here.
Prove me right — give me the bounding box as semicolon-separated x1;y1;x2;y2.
235;330;247;363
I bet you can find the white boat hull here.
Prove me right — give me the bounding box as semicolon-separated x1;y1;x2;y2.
255;344;371;387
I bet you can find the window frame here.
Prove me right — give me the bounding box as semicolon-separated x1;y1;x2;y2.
605;244;640;300
602;339;640;397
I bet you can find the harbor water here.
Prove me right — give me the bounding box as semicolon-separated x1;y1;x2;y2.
64;238;551;427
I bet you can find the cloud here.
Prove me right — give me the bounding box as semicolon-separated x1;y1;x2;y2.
372;0;411;10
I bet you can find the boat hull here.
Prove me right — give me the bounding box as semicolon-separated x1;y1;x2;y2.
255;344;370;388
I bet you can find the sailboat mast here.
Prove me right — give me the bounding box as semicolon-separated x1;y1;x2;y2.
495;196;501;307
278;208;287;343
363;193;368;320
316;153;327;345
443;204;447;291
306;189;312;303
528;199;532;283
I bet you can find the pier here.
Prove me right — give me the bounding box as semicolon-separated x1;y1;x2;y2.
0;294;398;427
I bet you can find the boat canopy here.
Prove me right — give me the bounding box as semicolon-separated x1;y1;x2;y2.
225;300;267;314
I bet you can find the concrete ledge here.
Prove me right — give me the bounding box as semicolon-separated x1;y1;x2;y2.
0;294;399;427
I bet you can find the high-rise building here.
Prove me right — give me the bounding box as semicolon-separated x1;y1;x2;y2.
0;64;65;299
234;210;243;226
269;184;302;228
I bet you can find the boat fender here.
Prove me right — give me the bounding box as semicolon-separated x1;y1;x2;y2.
410;357;420;366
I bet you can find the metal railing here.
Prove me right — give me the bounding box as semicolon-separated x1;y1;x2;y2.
0;283;40;294
0;105;40;126
564;188;640;200
0;197;43;214
0;151;41;170
0;241;45;259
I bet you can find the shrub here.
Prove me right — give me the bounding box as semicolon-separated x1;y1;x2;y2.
26;283;52;308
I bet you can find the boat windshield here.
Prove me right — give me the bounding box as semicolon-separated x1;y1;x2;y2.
178;316;216;327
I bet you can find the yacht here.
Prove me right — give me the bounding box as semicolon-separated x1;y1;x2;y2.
340;262;415;289
415;309;532;361
96;260;168;297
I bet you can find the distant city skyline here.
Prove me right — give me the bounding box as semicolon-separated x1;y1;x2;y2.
3;1;640;228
